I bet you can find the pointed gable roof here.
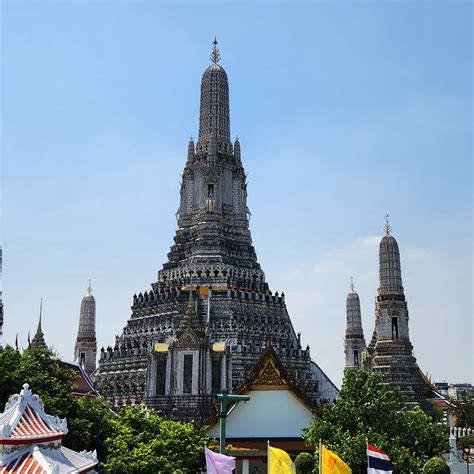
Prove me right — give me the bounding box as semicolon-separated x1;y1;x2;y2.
237;341;317;410
0;384;67;444
243;342;290;390
206;343;317;440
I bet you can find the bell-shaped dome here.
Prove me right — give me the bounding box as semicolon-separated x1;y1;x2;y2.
346;281;364;336
378;232;404;298
197;39;231;153
78;283;96;338
187;136;195;164
234;136;241;161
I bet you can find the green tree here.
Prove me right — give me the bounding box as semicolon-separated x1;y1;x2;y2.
0;345;22;405
458;435;474;450
0;344;114;463
294;452;314;473
16;345;77;416
65;395;114;462
305;370;449;473
102;406;208;474
423;457;450;473
0;345;76;413
451;391;474;428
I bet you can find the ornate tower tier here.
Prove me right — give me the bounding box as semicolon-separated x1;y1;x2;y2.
344;279;366;371
95;40;337;422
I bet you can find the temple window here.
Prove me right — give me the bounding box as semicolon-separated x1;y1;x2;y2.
354;349;359;366
183;354;193;394
208;184;214;197
156;358;166;395
212;358;222;394
391;317;399;340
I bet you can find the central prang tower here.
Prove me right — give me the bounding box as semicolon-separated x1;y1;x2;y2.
95;40;337;423
162;39;263;290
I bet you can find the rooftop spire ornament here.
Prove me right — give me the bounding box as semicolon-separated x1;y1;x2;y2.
38;298;43;329
384;214;392;235
87;279;92;296
350;276;355;293
31;298;46;348
210;37;220;64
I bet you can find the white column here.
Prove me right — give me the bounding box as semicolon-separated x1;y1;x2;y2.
242;459;249;474
448;414;459;474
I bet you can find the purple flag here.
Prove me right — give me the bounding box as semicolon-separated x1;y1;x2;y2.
205;447;236;474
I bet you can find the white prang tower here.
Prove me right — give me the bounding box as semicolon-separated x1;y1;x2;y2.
344;278;366;371
74;282;97;374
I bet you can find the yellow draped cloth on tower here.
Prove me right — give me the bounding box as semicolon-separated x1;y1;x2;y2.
321;445;352;473
268;445;294;473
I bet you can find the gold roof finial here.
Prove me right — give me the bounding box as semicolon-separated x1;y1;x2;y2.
210;37;220;64
350;276;355;293
384;214;392;235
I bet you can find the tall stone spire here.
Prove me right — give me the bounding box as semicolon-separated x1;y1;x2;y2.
196;37;231;155
371;220;435;411
31;299;46;348
344;278;366;371
74;282;97;374
164;38;263;290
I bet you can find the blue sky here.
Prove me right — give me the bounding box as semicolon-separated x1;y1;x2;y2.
1;1;472;386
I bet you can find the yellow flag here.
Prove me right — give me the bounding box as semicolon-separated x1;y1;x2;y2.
321;445;352;474
268;445;294;473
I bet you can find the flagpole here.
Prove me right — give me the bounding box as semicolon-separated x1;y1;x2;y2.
267;440;270;474
319;439;322;474
366;438;369;474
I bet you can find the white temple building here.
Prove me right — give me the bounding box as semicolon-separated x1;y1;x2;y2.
0;383;97;473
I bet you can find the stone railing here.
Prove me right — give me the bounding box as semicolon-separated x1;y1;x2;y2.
451;426;473;439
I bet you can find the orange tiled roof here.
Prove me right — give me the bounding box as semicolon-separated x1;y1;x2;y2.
2;451;46;473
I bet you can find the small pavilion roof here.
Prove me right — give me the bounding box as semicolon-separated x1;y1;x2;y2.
1;444;98;473
0;384;67;444
0;384;98;473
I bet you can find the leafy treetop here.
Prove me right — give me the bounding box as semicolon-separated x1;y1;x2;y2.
305;370;449;473
422;456;450;474
101;406;209;474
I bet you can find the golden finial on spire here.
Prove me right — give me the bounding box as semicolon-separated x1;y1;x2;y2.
384;214;392;235
210;37;220;64
350;276;355;293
